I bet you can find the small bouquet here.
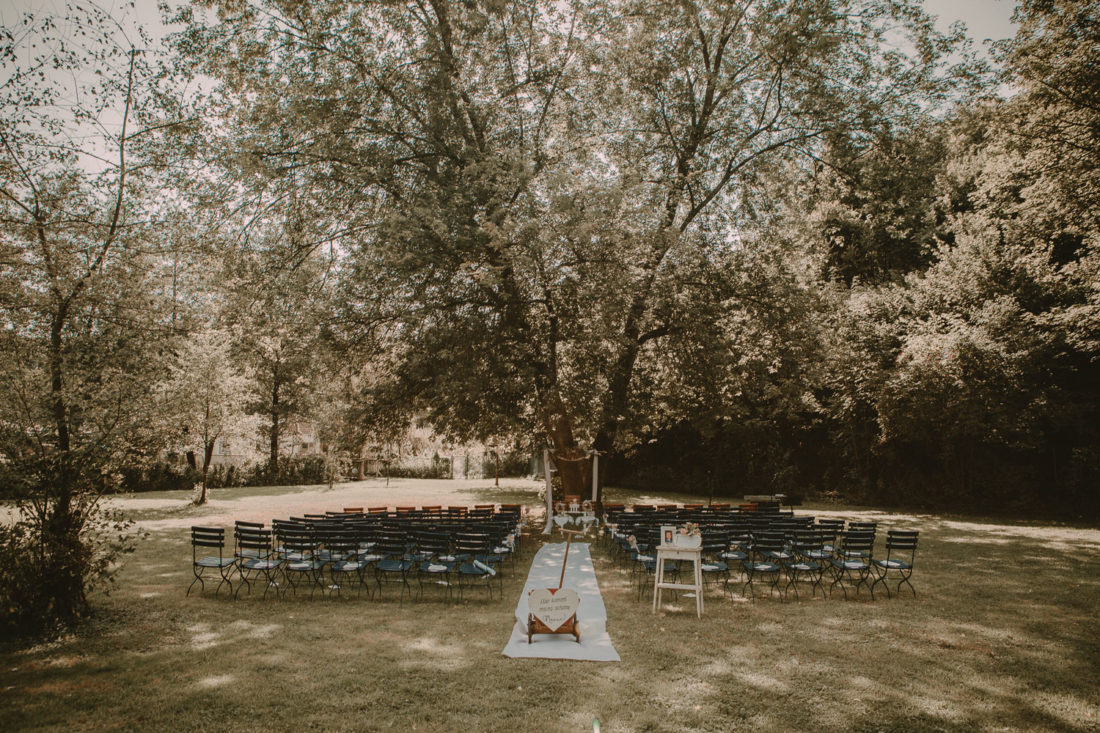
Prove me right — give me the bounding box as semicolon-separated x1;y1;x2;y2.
679;522;701;537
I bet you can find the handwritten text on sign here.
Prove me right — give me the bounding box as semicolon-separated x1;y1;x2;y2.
528;588;580;631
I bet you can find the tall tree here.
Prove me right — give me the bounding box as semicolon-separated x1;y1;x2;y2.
174;0;976;499
222;210;332;478
163;329;257;504
0;4;168;630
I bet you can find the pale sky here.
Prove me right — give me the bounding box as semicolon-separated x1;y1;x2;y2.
2;1;1023;52
922;0;1019;50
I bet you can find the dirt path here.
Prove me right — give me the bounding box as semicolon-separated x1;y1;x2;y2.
114;477;545;531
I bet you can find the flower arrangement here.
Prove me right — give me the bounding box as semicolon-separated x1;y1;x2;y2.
679;522;701;537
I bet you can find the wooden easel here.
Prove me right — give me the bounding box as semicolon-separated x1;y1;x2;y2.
527;528;584;643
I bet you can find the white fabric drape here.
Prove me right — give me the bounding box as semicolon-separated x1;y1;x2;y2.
501;542;621;661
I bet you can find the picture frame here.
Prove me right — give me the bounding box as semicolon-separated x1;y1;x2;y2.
661;526;676;546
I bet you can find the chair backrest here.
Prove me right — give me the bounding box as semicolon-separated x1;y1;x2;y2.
375;535;407;558
312;522;342;547
727;523;752;548
839;530;875;556
191;526;225;550
639;526;660;550
348;517;378;539
885;529;918;554
233;521;263;553
326;531;358;556
417;532;451;557
701;532;728;556
815;518;844;542
772;519;804;537
747;514;773;529
279;528;316;555
792;529;824;554
752;531;786;555
236;526;272;554
454;533;489;554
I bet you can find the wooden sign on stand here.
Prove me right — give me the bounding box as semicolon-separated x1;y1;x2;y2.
527;527;586;643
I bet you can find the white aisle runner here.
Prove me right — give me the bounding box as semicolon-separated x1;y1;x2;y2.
501;542;621;662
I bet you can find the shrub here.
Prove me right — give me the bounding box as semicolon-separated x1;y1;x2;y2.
0;504;135;640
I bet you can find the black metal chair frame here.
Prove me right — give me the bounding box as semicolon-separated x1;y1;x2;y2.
280;529;327;599
415;533;455;602
454;533;495;601
829;530;875;600
188;526;236;597
784;530;826;599
700;532;731;588
326;531;368;599
234;526;283;599
374;535;414;603
735;533;786;601
871;530;918;599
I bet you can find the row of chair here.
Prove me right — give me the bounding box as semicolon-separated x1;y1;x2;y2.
610;515;917;602
189;507;523;602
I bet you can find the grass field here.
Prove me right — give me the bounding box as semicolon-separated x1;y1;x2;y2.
2;478;1098;732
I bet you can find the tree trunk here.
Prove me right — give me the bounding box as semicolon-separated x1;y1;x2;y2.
45;310;86;619
269;378;280;478
197;439;214;505
542;395;591;500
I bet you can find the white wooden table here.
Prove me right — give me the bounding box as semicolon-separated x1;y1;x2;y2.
652;545;704;618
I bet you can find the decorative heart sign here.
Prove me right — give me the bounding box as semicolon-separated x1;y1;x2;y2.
528;587;580;632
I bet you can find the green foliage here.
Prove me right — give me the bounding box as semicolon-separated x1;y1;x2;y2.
105;457;335;492
160;329;258;503
221;226;333;474
172;0;975;500
236;457;328;488
0;505;135;639
0;3;170;633
387;461;453;481
116;462;195;494
815;123;955;284
605;0;1100;516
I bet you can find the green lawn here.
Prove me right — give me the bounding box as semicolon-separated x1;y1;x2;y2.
2;482;1098;732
